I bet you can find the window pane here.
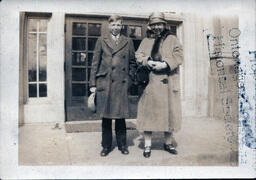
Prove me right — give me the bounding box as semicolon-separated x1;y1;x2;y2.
73;23;86;35
121;25;128;36
72;83;86;96
27;19;38;32
39;83;47;97
170;25;177;35
88;23;101;36
167;25;177;35
39;34;47;81
29;84;37;97
27;17;49;99
72;37;86;50
87;53;93;67
28;33;37;82
86;83;91;97
39;19;48;32
72;52;86;66
87;68;91;82
72;68;86;81
133;40;142;51
129;26;142;39
88;38;98;51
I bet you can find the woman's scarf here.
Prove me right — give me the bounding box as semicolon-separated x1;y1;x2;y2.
150;30;172;62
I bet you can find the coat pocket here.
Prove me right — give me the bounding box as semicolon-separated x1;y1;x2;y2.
96;71;108;91
96;71;108;78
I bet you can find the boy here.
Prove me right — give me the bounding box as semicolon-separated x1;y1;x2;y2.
90;14;136;156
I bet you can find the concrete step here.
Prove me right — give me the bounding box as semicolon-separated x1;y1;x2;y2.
65;119;137;133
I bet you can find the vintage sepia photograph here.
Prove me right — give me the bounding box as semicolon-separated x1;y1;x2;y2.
0;0;255;179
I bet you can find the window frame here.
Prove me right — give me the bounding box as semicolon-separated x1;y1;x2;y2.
21;12;52;104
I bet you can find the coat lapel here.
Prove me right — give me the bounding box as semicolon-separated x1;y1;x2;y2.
103;34;128;55
103;34;115;53
113;35;128;54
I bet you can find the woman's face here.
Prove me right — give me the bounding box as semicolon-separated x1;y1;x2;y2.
150;22;165;36
108;20;122;36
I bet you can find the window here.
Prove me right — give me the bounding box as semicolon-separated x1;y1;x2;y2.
71;22;102;98
121;24;144;96
26;17;49;98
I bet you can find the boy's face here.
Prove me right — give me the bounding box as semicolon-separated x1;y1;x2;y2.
108;20;122;36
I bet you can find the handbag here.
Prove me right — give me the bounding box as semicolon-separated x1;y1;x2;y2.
135;65;151;86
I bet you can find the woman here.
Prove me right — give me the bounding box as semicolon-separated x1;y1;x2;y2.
135;12;183;158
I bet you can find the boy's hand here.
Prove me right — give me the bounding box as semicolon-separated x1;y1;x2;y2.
90;87;96;93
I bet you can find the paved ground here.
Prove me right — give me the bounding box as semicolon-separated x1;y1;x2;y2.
19;117;238;166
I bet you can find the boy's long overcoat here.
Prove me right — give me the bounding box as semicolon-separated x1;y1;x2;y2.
90;34;136;119
135;34;183;132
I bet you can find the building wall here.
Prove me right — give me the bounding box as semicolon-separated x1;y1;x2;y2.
207;16;239;120
23;12;65;123
181;14;213;117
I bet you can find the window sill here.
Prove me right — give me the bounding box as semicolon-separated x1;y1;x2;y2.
26;97;51;105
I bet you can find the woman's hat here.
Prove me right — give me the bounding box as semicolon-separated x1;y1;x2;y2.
88;92;96;112
148;12;167;25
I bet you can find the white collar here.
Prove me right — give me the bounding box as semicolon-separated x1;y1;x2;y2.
111;33;120;40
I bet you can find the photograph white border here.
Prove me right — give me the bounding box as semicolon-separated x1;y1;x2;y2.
0;0;255;178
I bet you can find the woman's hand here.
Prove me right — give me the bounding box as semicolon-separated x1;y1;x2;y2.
151;61;167;71
147;60;156;68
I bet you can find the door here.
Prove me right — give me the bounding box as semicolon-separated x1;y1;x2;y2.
65;15;177;121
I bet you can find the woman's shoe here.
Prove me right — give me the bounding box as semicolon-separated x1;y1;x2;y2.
163;144;177;155
143;146;151;158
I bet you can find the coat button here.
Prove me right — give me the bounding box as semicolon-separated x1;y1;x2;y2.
112;80;114;83
161;78;168;84
122;68;126;71
123;55;126;59
122;80;126;83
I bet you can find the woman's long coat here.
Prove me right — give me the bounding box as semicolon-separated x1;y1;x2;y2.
90;34;136;119
135;34;183;132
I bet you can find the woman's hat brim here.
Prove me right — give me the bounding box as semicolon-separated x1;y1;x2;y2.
149;18;167;25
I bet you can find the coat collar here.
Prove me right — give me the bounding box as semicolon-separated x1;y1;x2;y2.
103;34;128;54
